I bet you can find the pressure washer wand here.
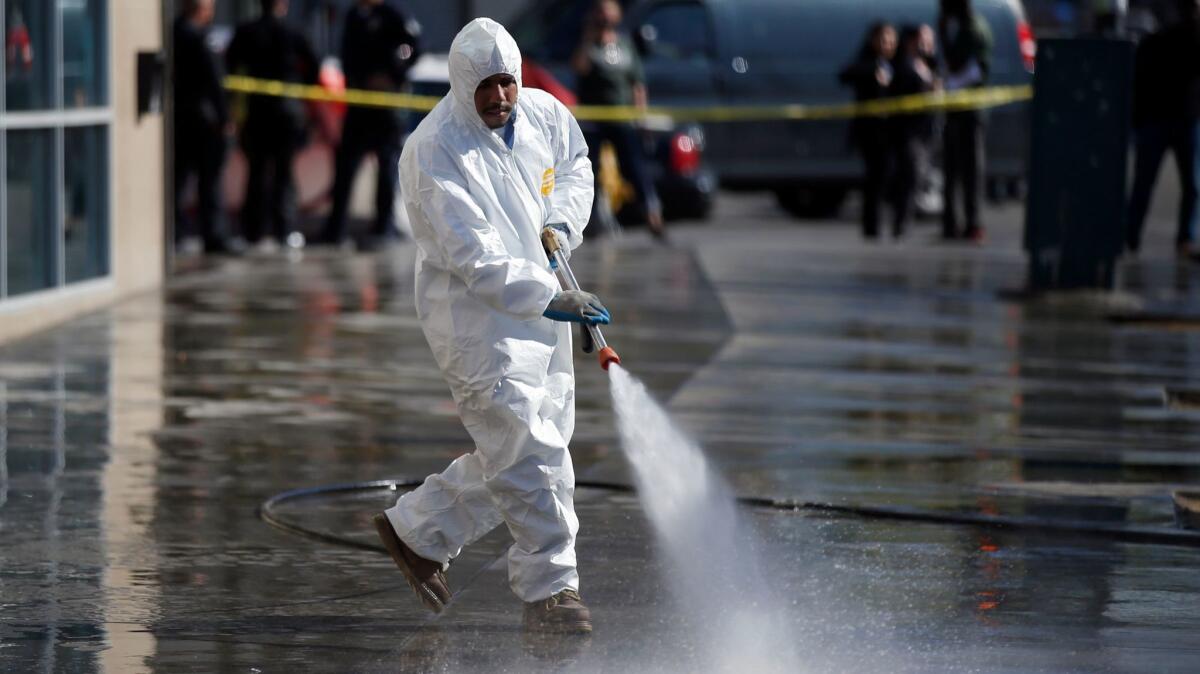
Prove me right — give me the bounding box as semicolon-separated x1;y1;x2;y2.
542;229;622;371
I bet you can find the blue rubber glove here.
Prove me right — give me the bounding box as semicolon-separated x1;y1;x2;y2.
544;223;570;269
544;290;611;325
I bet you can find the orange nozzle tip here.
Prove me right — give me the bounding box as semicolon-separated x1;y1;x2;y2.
598;347;621;371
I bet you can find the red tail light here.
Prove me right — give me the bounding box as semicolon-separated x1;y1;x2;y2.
669;132;701;175
1017;20;1036;73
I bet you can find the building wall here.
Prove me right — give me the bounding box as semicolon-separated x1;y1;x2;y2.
0;1;164;344
111;1;165;295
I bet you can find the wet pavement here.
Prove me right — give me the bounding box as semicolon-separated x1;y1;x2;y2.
3;193;1200;672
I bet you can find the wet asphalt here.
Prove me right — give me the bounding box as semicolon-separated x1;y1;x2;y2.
2;191;1200;673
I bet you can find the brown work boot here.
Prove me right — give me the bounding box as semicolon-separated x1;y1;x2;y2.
373;513;452;613
523;589;593;634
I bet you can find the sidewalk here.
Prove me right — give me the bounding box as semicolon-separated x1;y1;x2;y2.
3;194;1200;673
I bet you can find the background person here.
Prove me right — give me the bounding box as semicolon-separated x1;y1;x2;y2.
317;0;421;251
889;24;939;239
226;0;319;253
839;22;898;240
173;0;237;255
375;18;603;634
1125;0;1200;256
571;0;665;240
938;0;992;242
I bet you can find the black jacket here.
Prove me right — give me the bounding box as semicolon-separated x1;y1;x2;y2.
1133;20;1200;127
889;54;936;140
839;54;892;147
839;55;891;102
225;15;319;126
938;11;992;84
173;16;227;132
341;2;421;91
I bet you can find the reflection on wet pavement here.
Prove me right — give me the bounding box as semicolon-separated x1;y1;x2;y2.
3;222;1200;672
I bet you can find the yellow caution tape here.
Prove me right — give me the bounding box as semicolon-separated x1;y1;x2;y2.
225;75;442;112
224;75;1031;123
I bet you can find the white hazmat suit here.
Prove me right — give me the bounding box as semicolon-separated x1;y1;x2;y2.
385;18;594;602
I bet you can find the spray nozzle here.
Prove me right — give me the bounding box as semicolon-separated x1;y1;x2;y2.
599;346;621;371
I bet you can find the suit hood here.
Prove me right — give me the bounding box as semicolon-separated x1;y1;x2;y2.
448;18;522;127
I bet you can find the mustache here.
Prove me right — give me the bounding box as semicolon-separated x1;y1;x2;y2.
485;103;513;114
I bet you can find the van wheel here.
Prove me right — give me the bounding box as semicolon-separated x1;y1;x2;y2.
774;187;846;219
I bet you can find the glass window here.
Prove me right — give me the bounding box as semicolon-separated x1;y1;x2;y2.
6;130;59;296
4;0;58;110
61;0;108;108
64;126;107;283
637;2;712;63
729;7;904;64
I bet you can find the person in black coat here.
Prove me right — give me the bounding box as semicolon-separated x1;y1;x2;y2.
938;0;992;242
889;24;938;238
1126;0;1200;256
839;21;898;239
173;0;235;254
226;0;319;250
318;0;421;250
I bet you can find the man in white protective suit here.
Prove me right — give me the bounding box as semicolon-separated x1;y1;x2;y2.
372;18;610;635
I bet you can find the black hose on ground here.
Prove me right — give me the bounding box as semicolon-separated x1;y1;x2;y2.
258;478;1200;552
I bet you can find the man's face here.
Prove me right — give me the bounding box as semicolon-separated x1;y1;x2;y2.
474;73;518;129
917;25;935;56
195;0;215;25
597;1;622;29
875;27;897;60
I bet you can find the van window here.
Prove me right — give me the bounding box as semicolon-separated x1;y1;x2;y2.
729;3;935;64
636;1;712;63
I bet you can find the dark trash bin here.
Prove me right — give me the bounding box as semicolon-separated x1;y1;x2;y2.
1024;39;1134;291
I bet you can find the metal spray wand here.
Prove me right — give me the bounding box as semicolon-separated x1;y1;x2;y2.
541;228;622;371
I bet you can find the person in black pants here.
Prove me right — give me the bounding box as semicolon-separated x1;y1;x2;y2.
173;0;236;254
226;0;319;251
889;24;938;238
319;0;421;250
839;22;898;240
571;0;665;240
1126;0;1200;256
938;0;992;242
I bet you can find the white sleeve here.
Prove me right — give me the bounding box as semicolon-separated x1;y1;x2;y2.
413;154;559;320
546;99;594;249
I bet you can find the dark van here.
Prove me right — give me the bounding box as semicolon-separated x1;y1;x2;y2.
510;0;1036;217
